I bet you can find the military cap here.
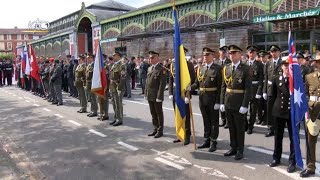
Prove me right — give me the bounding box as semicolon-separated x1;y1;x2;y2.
312;54;320;61
73;59;78;64
296;53;304;59
148;51;159;56
258;50;269;57
54;59;60;63
202;47;215;55
246;45;259;52
44;60;50;63
219;46;228;52
113;51;122;57
79;54;86;59
281;56;289;64
66;55;71;58
87;53;95;58
269;45;281;52
49;57;55;62
228;45;242;52
183;47;189;53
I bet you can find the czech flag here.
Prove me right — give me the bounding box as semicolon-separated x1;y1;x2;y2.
91;42;107;98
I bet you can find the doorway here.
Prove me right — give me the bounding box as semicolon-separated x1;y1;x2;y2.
77;17;92;55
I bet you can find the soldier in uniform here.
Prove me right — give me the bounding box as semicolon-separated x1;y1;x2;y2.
40;60;50;99
243;45;264;134
48;58;56;102
109;51;126;126
75;55;87;113
97;55;110;121
220;45;251;160
50;59;63;106
72;58;79;98
257;50;270;125
86;54;98;117
190;47;222;151
268;58;296;173
67;56;76;97
4;59;13;86
301;54;320;177
169;47;196;145
263;45;282;137
216;46;232;128
145;51;167;138
0;60;3;86
297;53;312;82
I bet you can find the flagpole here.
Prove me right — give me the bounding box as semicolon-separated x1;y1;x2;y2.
187;91;197;150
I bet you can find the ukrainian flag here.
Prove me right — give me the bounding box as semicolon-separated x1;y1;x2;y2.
173;4;191;142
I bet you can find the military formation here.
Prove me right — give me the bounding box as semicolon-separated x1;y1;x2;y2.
8;44;319;178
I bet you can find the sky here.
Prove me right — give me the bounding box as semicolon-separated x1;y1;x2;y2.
0;0;159;28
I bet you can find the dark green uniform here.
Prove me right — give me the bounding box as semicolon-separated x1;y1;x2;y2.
145;63;167;137
109;60;126;126
75;63;87;112
221;45;251;159
303;71;320;175
191;62;222;149
168;60;196;144
86;62;98;116
98;62;110;121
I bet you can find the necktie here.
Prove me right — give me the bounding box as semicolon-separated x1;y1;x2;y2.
221;61;224;66
274;61;277;67
232;65;236;74
249;62;252;66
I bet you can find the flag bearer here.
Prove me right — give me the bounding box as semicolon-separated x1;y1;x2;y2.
86;54;98;117
268;58;296;173
169;47;196;145
75;55;87;113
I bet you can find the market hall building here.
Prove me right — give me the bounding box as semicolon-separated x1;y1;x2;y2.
29;0;320;59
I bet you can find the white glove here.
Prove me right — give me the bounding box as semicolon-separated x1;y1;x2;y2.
214;104;220;110
239;106;248;114
156;99;162;102
220;104;225;112
169;95;173;100
255;94;261;99
187;86;191;91
184;97;189;104
263;93;268;100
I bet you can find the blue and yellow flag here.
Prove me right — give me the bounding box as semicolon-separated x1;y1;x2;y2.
173;4;191;142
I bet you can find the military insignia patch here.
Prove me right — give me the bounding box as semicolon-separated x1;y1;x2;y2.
238;79;242;83
279;71;282;75
279;76;283;80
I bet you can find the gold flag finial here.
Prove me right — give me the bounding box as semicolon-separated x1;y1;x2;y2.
171;0;176;8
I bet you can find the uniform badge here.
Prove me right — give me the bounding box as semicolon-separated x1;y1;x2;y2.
279;71;282;75
211;77;214;81
254;71;257;75
238;79;242;83
279;76;282;80
279;83;282;86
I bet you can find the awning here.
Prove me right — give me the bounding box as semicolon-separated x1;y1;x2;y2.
253;7;320;23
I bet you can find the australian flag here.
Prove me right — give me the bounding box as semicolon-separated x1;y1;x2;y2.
288;29;308;168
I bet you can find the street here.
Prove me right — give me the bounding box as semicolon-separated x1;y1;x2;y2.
0;85;319;180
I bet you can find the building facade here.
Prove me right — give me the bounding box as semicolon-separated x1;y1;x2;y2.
30;0;320;59
0;27;46;55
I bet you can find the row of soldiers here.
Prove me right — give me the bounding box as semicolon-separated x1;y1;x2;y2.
148;45;318;178
0;59;14;86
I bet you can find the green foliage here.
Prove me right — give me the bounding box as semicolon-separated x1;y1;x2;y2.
0;53;14;60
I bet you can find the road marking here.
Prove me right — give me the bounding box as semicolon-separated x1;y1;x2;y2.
117;141;139;151
4;91;8;93
33;104;40;107
8;93;12;95
89;129;107;137
254;124;305;136
249;146;320;175
154;157;185;170
68;120;82;127
54;114;63;118
124;100;202;116
270;165;319;180
18;97;23;99
43;108;51;112
244;165;256;170
233;176;245;180
25;100;30;103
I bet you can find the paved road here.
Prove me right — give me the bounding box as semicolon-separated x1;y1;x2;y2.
0;86;319;180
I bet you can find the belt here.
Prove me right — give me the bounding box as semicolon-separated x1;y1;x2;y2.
200;87;217;92
226;88;245;93
268;80;272;85
310;96;320;102
252;81;259;84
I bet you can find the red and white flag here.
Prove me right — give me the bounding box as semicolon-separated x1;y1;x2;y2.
91;42;107;98
29;45;40;82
